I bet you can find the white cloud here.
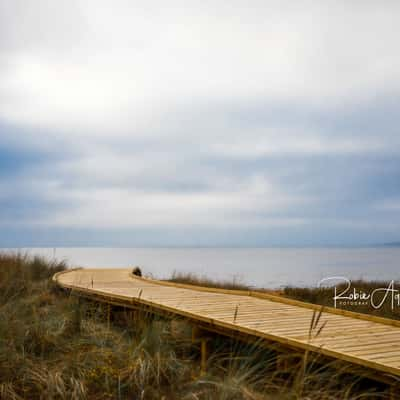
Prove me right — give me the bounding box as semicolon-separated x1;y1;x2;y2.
1;1;400;137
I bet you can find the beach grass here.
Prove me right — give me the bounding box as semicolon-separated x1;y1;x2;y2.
169;270;250;291
283;280;400;320
0;253;392;399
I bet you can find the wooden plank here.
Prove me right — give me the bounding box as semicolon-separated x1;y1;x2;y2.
338;339;400;352
197;310;318;321
303;331;400;347
349;347;400;357
242;319;392;335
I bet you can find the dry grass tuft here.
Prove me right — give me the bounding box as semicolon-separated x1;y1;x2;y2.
169;271;250;291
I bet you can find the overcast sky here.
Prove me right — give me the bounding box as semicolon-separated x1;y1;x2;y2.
1;1;399;247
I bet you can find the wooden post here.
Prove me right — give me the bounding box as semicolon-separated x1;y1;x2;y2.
192;325;210;376
390;384;398;400
200;338;208;375
107;304;111;329
191;325;199;343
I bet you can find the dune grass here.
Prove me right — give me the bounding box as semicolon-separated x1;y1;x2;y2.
169;271;250;291
0;254;393;399
0;253;194;399
283;280;400;320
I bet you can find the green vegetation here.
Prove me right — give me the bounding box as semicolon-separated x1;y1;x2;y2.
0;254;392;399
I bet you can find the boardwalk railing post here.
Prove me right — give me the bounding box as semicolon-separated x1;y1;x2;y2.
192;325;210;376
107;304;111;329
201;338;208;376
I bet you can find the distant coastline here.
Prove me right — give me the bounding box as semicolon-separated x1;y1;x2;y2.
381;242;400;247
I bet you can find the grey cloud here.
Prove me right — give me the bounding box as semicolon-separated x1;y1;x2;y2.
1;1;400;245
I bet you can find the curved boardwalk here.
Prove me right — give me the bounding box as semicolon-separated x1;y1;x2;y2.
55;268;400;381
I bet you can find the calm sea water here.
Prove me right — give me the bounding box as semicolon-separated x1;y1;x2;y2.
7;247;400;288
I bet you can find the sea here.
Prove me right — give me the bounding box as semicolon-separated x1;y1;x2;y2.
5;247;400;289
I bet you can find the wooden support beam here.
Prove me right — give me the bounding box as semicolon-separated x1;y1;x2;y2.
200;338;208;376
191;325;211;375
107;304;111;329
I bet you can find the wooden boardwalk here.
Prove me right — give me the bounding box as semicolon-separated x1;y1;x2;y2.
55;268;400;381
